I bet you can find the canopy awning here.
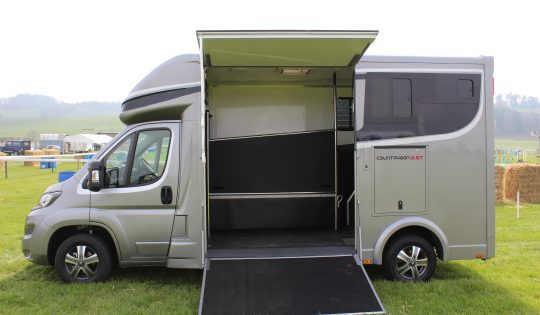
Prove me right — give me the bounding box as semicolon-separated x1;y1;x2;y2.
197;30;378;68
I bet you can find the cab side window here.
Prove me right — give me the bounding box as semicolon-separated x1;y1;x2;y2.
102;129;171;188
128;130;171;185
104;135;133;188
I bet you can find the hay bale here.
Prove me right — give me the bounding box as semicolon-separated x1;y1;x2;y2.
495;164;506;204
24;150;44;167
44;149;60;156
504;164;540;203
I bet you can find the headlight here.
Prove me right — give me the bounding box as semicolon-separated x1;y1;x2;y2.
33;191;62;210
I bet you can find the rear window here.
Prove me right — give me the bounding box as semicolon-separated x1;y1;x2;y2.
357;72;481;141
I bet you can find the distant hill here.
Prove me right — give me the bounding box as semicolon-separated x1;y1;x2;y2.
0;94;124;139
2;92;540;141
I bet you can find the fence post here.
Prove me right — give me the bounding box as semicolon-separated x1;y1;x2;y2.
4;161;6;179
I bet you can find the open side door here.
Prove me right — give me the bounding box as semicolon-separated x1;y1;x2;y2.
197;30;377;68
197;30;378;247
196;30;382;315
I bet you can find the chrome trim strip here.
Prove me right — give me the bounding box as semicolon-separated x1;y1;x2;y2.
209;129;334;141
448;244;487;248
333;72;338;232
209;254;352;261
125;81;201;102
209;193;335;199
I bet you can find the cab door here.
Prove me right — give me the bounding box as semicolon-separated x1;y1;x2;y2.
90;122;180;263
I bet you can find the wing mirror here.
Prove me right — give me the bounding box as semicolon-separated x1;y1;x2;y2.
87;161;103;192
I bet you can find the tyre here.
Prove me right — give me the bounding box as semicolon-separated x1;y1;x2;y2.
54;234;113;283
383;235;436;282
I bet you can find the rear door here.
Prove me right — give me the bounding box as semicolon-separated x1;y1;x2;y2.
90;122;180;263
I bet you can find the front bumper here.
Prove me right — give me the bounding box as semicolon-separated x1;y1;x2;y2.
21;210;49;266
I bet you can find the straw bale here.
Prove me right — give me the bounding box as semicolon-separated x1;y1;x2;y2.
44;149;60;155
494;164;506;204
24;150;45;167
504;164;540;202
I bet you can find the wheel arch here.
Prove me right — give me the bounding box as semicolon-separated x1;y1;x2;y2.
373;217;449;265
47;224;121;266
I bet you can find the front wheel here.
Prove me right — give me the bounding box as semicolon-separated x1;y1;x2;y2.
54;234;113;283
383;235;436;282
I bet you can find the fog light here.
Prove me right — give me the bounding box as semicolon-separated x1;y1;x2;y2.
24;224;34;236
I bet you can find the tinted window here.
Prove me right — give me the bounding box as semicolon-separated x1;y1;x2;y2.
393;79;412;118
458;79;474;98
357;73;481;141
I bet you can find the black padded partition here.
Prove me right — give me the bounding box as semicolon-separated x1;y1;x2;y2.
210;197;335;230
209;131;335;194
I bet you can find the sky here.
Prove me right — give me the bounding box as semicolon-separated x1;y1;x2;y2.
0;0;538;103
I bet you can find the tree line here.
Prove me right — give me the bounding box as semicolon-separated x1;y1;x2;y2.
495;94;540;137
1;93;539;138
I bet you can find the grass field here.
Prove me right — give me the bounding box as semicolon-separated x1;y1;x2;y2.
496;137;538;151
0;116;124;138
1;163;539;314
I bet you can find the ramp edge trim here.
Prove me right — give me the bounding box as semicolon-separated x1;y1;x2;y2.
198;258;210;315
360;264;386;314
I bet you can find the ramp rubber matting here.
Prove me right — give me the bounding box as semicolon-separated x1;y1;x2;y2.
199;256;385;315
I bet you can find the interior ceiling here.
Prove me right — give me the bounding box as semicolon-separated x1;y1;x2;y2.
198;31;377;68
206;67;354;86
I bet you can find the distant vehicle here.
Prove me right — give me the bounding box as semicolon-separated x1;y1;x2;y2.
0;140;31;155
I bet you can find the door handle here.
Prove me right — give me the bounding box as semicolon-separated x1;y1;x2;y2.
161;186;173;204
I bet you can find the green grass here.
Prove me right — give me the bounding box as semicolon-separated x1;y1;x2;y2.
1;163;540;314
0;116;124;138
496;137;538;151
495;137;540;164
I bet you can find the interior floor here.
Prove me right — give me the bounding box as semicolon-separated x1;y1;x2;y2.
208;227;354;249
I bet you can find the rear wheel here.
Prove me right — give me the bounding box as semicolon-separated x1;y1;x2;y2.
383;235;436;282
54;234;113;283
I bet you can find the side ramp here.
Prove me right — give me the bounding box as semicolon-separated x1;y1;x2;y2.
199;256;385;315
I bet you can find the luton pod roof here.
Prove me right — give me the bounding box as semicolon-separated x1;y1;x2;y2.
196;30;378;67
